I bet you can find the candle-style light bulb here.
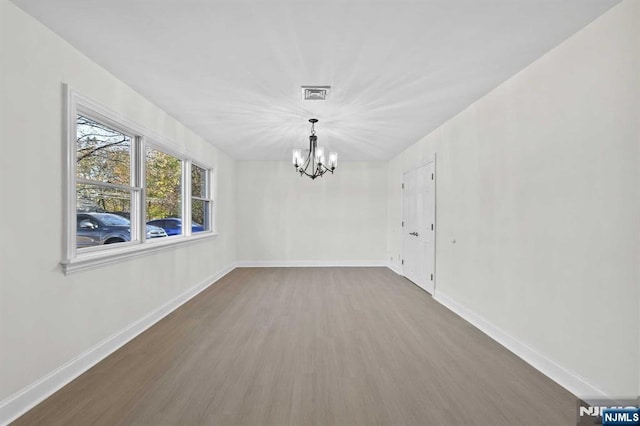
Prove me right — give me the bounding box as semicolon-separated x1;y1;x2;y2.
292;149;301;167
315;146;325;164
329;152;338;169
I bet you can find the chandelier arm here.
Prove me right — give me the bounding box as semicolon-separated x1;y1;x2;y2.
300;158;319;178
299;148;312;171
298;162;335;179
300;167;315;178
299;163;323;179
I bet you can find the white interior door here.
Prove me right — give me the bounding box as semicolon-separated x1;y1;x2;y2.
402;162;435;294
402;169;419;285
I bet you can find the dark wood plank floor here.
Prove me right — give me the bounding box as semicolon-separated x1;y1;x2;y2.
14;267;577;425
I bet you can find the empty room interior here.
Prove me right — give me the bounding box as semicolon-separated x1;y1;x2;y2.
1;0;639;425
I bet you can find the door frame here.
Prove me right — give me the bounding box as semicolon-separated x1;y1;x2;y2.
400;154;437;294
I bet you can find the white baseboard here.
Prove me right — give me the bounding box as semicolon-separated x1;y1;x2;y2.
433;291;609;402
236;260;388;268
387;263;402;275
0;262;237;426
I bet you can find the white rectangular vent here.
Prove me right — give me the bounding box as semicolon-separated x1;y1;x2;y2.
301;86;330;100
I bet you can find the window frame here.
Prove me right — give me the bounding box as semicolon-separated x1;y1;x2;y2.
63;86;217;274
74;111;142;253
144;141;186;238
190;161;216;235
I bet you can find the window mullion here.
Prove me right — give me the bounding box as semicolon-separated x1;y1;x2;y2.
184;160;192;237
137;136;146;243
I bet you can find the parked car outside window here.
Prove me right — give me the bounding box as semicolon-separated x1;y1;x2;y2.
146;218;204;236
77;212;167;248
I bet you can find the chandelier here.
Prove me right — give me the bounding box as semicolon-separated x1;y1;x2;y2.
292;118;338;179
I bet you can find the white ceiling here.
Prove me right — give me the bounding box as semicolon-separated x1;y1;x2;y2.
12;0;618;161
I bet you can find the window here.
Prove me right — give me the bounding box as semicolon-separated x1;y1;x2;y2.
145;147;182;234
191;164;213;233
63;88;216;273
76;115;138;249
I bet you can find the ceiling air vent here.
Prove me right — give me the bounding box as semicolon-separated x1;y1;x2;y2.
301;86;330;100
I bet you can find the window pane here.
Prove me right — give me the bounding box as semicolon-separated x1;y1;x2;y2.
191;165;210;233
77;183;132;214
146;147;182;234
191;199;210;233
192;164;207;198
77;115;131;185
76;184;133;249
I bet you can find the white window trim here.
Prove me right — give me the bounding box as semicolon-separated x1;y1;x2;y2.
191;161;217;234
62;85;218;274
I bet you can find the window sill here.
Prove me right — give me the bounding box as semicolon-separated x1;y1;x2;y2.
61;231;219;274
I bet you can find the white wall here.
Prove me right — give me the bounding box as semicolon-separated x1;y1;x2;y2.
237;161;387;264
387;0;639;398
0;0;236;412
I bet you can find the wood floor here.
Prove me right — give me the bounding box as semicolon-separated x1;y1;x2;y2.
14;267;578;425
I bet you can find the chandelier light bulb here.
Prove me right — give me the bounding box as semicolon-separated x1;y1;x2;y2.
329;152;338;168
315;146;325;164
292;148;302;167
